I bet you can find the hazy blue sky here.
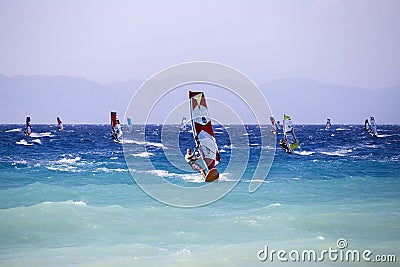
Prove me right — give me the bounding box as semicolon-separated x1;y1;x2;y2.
1;0;399;89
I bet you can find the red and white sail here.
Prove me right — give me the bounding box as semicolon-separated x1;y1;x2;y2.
57;117;63;131
189;91;220;170
111;111;122;140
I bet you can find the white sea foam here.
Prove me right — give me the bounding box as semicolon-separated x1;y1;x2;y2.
267;203;282;208
219;149;226;153
320;149;352;157
94;167;128;173
46;166;81;172
32;139;42;144
143;169;230;183
335;128;347;131
294;150;315;156
30;132;52;138
5;128;21;133
110;157;118;160
58;157;81;164
122;139;166;149
131;152;154;158
16;139;33;146
317;235;325;240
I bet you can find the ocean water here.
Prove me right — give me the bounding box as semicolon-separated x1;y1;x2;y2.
0;124;399;266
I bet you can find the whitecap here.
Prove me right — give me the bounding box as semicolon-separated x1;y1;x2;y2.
267;203;282;208
58;156;81;164
5;128;21;133
320;149;352;157
32;139;42;144
30;132;52;138
122;139;166;149
131;152;154;158
294;151;315;156
16;139;33;146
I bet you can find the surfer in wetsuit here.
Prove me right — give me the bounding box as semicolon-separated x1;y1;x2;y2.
185;148;206;178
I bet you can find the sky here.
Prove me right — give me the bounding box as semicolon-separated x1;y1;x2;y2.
0;0;399;90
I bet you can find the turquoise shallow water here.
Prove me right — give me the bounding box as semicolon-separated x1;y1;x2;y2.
0;124;399;266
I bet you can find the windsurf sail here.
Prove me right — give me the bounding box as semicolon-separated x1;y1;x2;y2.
280;114;299;153
180;117;187;131
110;111;123;141
365;119;370;131
270;116;277;134
325;118;331;130
370;116;378;137
24;116;32;136
189;91;220;174
126;117;133;132
57;117;63;131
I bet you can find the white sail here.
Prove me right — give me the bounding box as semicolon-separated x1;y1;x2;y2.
281;114;299;153
180;117;187;131
370;116;378;136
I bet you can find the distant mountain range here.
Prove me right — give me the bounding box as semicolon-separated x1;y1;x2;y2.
260;78;399;124
0;74;398;124
0;74;142;124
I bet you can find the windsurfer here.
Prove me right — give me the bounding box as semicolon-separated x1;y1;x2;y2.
279;139;290;153
185;148;206;178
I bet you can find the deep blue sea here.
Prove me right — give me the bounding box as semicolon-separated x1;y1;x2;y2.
0;124;399;266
